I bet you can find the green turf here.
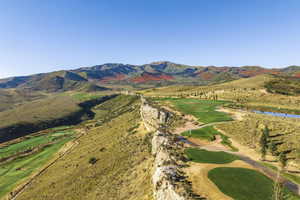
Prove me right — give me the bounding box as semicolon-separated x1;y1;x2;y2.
154;98;232;123
0;137;71;198
182;126;238;151
208;167;274;200
0;131;75;159
185;148;239;164
182;126;219;141
208;167;300;200
0;136;53;159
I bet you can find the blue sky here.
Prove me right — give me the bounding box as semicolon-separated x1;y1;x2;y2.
0;0;300;78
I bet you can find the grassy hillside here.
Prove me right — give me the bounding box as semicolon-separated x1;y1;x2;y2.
2;61;299;90
216;112;300;165
265;76;300;95
143;75;300;113
0;92;116;143
14;95;153;200
0;89;46;112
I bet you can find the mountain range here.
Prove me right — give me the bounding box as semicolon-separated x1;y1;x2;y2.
1;61;300;91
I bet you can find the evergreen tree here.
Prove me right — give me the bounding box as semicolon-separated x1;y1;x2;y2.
279;152;287;170
263;126;270;138
260;132;268;160
269;140;277;156
261;146;267;161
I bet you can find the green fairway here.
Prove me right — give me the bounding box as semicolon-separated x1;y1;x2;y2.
182;126;238;151
0;136;53;159
0;137;71;198
0;130;75;159
185;148;239;164
182;126;219;141
208;167;273;200
154;98;232;123
208;167;300;200
0;128;76;198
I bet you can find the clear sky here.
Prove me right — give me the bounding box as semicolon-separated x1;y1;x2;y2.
0;0;300;78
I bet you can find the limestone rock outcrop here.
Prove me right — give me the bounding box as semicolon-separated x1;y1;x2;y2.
140;97;201;200
140;97;170;132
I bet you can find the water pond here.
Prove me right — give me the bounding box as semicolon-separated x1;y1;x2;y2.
253;110;300;119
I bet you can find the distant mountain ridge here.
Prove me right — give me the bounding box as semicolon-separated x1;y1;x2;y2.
1;61;300;91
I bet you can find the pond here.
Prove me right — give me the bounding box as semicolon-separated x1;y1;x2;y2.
253;110;300;119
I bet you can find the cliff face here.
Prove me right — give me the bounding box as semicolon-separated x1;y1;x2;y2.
151;131;187;200
140;97;170;132
140;97;200;200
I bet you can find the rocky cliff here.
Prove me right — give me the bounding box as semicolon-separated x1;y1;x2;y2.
140;97;170;132
140;97;202;200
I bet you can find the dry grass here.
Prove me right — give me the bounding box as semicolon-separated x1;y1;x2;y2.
216;112;300;166
142;75;300;112
15;96;153;200
0;89;46;112
185;160;254;200
0;95;81;129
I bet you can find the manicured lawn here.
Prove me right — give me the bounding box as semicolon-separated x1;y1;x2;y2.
0;128;76;198
182;126;238;151
182;126;219;141
208;167;274;200
185;148;239;164
154;98;232;123
0;136;53;159
0;138;71;198
0;130;75;159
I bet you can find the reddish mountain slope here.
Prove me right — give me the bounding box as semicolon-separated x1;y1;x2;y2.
130;73;174;83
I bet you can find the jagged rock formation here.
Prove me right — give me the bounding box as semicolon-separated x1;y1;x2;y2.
140;97;170;132
140;97;203;200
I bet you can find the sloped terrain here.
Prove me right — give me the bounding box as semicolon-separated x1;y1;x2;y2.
0;71;108;92
0;89;46;112
1;62;300;200
1;62;299;90
0;126;76;199
12;95;153;200
143;75;300;113
0;92;116;143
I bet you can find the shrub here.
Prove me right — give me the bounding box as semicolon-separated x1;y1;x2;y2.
89;157;97;165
